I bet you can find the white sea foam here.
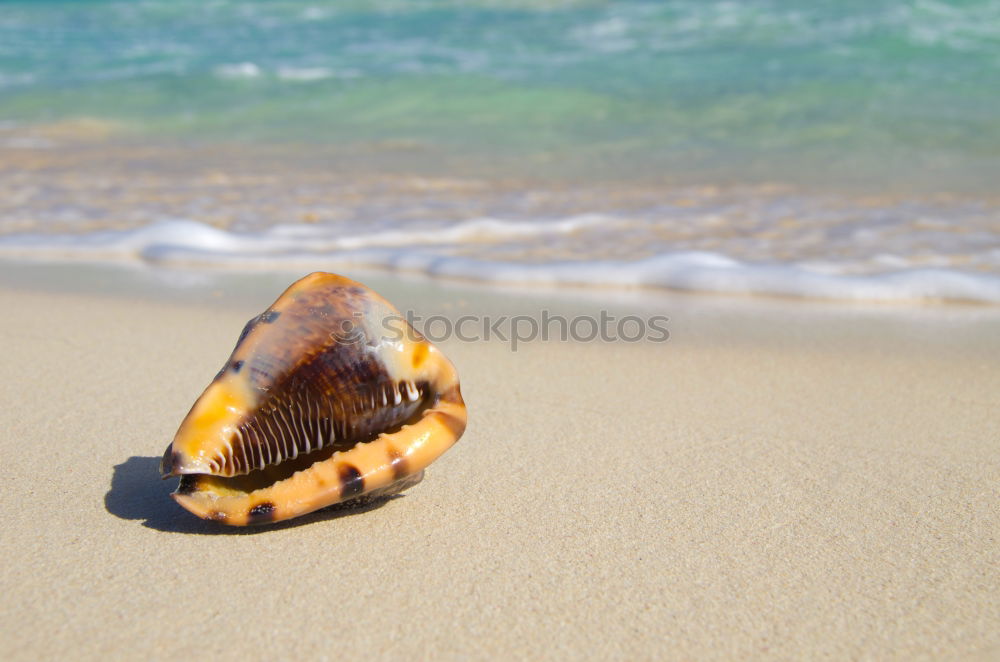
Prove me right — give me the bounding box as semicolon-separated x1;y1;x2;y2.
213;62;261;79
2;218;1000;305
276;66;335;82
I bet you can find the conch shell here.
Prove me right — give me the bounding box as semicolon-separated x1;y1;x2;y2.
160;272;467;525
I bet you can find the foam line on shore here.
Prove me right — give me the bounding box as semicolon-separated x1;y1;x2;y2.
2;219;1000;304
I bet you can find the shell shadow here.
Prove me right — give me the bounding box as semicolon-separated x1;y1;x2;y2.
105;456;398;535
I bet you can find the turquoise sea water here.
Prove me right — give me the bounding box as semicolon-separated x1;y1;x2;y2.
2;0;998;191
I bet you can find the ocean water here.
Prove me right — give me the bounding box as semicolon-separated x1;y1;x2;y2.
1;0;999;302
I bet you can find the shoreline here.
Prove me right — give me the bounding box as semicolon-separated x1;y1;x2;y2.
4;249;1000;309
2;135;998;306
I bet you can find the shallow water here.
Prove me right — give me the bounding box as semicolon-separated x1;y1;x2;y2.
1;0;998;302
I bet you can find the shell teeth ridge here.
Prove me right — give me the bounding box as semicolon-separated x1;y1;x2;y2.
301;394;313;454
219;373;432;477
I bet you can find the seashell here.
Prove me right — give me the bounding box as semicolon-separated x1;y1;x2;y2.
159;272;467;525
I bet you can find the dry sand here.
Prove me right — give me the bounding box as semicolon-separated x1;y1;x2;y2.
0;275;998;660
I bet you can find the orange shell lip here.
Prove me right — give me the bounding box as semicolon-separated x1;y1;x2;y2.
160;272;467;526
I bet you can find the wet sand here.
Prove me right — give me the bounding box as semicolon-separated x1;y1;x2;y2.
0;274;998;660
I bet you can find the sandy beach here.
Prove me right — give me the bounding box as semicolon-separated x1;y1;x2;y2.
0;272;997;660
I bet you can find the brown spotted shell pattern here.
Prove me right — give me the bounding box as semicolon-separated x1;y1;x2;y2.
160;272;467;525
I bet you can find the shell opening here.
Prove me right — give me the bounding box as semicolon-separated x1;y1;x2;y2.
175;379;434;498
